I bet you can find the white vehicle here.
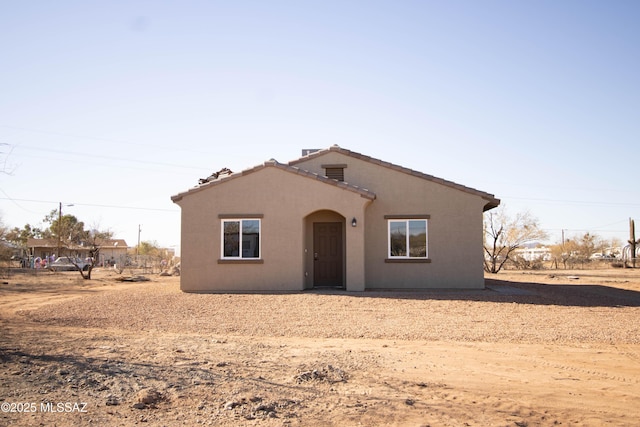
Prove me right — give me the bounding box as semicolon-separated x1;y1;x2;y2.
50;256;90;271
589;252;615;261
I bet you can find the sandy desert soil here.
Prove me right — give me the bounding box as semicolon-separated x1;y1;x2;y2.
0;268;639;426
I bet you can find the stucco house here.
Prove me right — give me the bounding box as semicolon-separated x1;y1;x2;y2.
171;145;499;292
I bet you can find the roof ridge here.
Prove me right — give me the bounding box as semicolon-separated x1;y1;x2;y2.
171;157;377;202
289;145;499;209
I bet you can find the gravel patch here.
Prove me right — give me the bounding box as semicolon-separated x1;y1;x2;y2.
23;280;640;344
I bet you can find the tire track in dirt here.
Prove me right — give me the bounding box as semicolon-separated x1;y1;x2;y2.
474;344;640;384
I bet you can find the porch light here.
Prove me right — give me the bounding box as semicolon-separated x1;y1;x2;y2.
351;217;357;227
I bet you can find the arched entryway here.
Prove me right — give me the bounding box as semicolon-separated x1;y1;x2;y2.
304;210;346;289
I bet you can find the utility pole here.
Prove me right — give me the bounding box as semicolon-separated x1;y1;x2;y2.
137;224;141;256
56;202;74;259
57;202;62;258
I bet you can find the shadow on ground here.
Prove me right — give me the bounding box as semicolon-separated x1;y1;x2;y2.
306;279;640;308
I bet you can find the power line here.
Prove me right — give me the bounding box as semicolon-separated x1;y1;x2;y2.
0;124;219;156
0;197;178;213
544;228;628;233
0;188;43;214
11;151;205;176
504;196;640;208
73;201;178;212
1;124;231;174
16;144;212;172
1;124;260;173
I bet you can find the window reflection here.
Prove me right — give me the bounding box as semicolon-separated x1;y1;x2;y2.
223;219;260;259
388;219;428;258
223;221;240;257
242;220;260;258
389;221;407;256
408;220;427;258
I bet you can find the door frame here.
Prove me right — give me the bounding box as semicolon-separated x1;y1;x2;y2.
304;210;346;290
312;221;344;288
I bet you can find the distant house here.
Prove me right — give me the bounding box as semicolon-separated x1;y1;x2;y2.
171;145;499;292
0;240;27;265
97;239;129;264
27;238;129;265
27;238;66;260
514;246;551;262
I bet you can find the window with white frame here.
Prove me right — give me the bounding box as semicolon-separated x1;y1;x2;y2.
222;219;261;259
388;218;428;258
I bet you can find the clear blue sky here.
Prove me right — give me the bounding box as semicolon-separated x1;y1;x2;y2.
1;1;639;252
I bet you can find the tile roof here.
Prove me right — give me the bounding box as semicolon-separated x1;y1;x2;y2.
289;145;500;211
171;158;377;202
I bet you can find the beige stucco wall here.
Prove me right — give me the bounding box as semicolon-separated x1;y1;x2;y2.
293;152;487;289
174;165;371;292
99;247;128;262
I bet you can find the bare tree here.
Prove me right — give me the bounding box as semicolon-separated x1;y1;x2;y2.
76;228;113;279
550;232;609;269
484;207;548;274
0;215;11;272
549;241;573;269
0;143;16;175
43;211;112;280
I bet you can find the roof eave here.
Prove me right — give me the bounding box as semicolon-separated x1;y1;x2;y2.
483;197;501;212
290;145;499;205
171;158;377;203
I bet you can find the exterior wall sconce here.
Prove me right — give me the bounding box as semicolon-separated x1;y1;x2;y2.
351;217;357;227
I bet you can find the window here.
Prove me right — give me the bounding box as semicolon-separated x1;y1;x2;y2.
388;219;428;258
222;219;260;259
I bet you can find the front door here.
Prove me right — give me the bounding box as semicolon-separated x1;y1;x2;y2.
313;222;344;288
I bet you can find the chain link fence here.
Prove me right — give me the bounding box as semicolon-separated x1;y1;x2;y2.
110;254;180;276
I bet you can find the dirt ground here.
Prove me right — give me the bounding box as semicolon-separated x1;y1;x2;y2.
0;268;639;426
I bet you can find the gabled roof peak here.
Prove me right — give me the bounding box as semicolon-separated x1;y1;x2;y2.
171;145;498;211
289;145;500;211
171;153;376;203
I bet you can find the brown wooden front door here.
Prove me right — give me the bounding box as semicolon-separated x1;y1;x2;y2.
313;222;344;288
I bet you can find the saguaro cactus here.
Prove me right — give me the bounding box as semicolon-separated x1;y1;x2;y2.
629;218;639;268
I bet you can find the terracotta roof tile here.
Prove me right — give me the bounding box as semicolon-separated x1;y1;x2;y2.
289;145;499;211
171;158;377;202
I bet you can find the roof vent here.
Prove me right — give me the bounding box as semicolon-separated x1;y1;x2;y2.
325;167;345;181
301;149;321;156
